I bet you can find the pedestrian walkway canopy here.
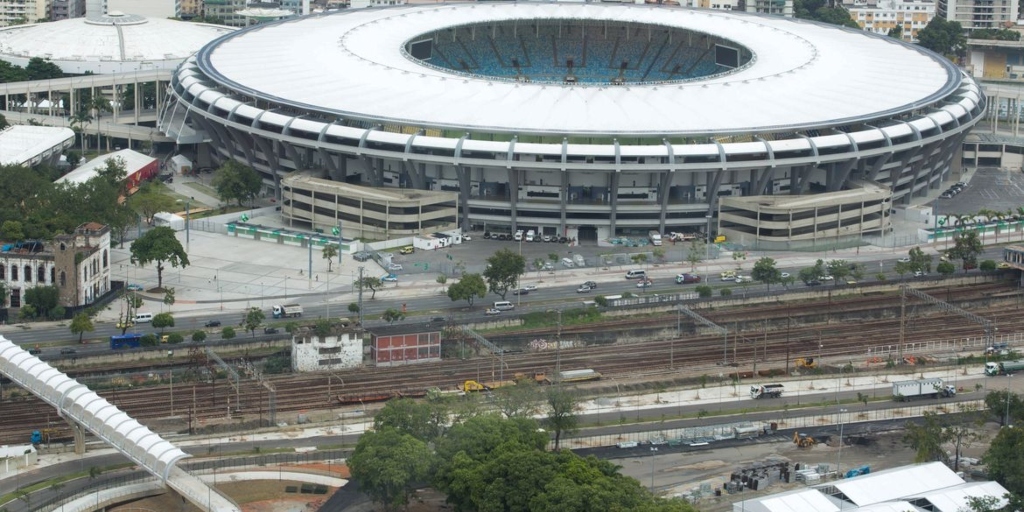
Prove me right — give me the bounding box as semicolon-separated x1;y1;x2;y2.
0;338;239;512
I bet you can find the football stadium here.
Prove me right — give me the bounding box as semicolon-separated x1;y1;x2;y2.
160;2;984;247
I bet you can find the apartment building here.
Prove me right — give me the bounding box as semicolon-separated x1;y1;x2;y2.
847;0;934;42
936;0;1017;31
0;0;51;25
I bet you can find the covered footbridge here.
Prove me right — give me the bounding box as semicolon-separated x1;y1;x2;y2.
0;338;239;512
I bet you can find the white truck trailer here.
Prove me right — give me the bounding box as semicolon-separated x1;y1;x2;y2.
892;378;956;401
272;304;303;318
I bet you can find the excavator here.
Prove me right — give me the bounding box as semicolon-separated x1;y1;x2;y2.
793;432;816;448
794;357;818;369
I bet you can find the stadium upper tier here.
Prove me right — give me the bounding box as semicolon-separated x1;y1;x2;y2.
164;2;983;245
419;21;745;84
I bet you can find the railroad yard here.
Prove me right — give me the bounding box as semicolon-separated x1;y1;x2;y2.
1;276;1019;448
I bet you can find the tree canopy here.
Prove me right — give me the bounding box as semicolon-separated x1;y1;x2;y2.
211;160;262;207
752;257;781;290
484;248;527;300
348;427;432;510
947;231;983;272
448;273;487;307
130;226;190;289
794;0;860;28
916;17;967;57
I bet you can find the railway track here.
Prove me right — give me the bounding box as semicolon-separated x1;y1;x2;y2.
2;281;1020;445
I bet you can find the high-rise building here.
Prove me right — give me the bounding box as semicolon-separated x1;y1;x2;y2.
937;0;1017;31
50;0;85;20
743;0;794;16
107;0;179;18
0;0;52;25
85;0;106;16
203;0;246;26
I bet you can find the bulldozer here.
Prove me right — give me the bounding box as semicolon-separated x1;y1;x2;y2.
793;432;816;448
794;357;818;369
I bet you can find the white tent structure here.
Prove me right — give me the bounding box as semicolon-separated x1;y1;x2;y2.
733;462;1008;512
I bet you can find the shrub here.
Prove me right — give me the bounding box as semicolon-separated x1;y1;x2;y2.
222;327;236;339
695;285;712;298
140;333;159;346
594;295;608;307
720;288;732;297
192;330;207;343
166;332;184;344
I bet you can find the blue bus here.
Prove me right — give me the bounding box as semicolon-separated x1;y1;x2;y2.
110;333;142;350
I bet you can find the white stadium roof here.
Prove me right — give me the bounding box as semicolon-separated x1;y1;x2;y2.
0;126;74;167
199;3;959;136
0;12;234;74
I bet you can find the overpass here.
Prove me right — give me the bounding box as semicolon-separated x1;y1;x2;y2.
0;338;239;512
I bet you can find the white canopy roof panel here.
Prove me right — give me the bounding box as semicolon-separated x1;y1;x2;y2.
200;3;958;136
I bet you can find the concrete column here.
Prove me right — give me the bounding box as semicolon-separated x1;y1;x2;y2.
560;169;568;235
508;167;518;231
609;171;619;236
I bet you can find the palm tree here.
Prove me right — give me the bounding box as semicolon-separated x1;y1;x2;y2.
88;96;112;151
69;110;92;151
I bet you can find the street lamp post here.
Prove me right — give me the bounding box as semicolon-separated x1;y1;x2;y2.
285;276;289;301
1006;374;1013;427
836;408;847;478
261;282;264;308
650;447;658;492
705;214;713;283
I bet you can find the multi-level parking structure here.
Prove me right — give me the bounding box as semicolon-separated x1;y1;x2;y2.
160;2;984;248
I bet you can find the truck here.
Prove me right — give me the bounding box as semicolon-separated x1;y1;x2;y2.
648;231;663;246
985;360;1024;376
110;333;142;350
892;378;956;401
461;380;516;392
750;383;785;399
272;304;303;318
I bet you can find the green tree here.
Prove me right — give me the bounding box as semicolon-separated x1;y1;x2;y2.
908;246;933;274
686;239;706;271
493;380;542;419
151;312;174;334
0;220;24;240
69;312;94;343
243;307;265;338
322;244;338;272
984;425;1024;496
120;291;143;334
166;332;184;344
980;259;998;272
221;326;236;339
128;183;177;226
348;428;432;510
163;288;175;311
887;24;903;39
799;259;826;284
984;390;1024;426
140;333;159;347
382;307;405;325
130;226;190;289
447;273;487;307
947;230;984;272
545;386;582;450
937;261;956;276
695;284;712;297
902;412;948;464
24;57;62;80
192;330;207;343
357;276;381;299
731;250;747;270
826;259;851;285
211;160;262;206
751;256;781;291
373;398;441;442
484;248;527;300
916;17;967;57
24;286;59;318
348;302;360;314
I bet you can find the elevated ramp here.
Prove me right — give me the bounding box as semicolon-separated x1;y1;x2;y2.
0;338;239;512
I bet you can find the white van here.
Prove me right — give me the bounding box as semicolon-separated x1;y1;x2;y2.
493;301;515;311
525;230;536;242
134;312;153;323
625;270;647;280
513;230;524;241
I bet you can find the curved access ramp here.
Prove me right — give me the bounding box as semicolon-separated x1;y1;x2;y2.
0;338;240;512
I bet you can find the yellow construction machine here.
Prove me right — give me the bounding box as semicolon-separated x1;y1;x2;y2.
794;357;818;369
793;432;816;448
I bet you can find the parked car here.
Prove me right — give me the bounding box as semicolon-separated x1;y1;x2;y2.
463;235;472;242
576;284;593;293
542;262;555;271
561;257;575;268
542;235;553;242
399;246;415;255
381;274;398;283
126;283;144;291
204;320;222;328
484;308;501;316
582;281;597;289
387;263;403;271
263;327;279;334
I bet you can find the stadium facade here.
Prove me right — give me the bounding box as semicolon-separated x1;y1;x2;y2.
160;2;984;247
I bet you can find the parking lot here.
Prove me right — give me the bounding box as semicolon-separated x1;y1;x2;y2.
935;167;1024;216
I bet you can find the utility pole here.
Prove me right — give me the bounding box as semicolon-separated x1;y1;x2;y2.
555;309;562;385
898;289;906;363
